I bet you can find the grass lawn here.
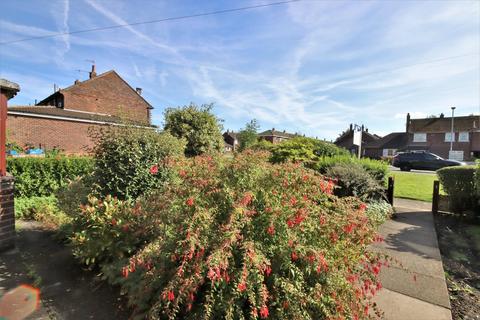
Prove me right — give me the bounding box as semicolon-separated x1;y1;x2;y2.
389;171;443;202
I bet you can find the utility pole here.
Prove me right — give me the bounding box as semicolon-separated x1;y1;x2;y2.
450;106;456;153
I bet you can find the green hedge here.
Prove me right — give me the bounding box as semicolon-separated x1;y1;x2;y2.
312;155;389;185
7;157;94;197
437;165;477;214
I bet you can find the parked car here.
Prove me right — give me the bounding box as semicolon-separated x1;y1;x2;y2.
392;151;466;171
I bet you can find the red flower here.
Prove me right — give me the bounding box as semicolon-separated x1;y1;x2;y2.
264;265;272;276
237;282;247;292
291;251;298;261
372;265;381;275
359;203;367;211
260;305;269;318
179;170;187;177
167;290;175;301
121;266;129;278
150;165;159;175
343;223;355;234
122;224;129;232
240;192;253;206
186;198;195;206
111;218;117;226
266;225;275;235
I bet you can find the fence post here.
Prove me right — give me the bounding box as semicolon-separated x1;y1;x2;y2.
432;180;440;214
387;176;394;206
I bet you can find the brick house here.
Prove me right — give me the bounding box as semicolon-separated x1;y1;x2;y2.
363;132;409;159
405;113;480;160
7;65;154;154
334;124;380;155
258;128;299;144
223;130;239;152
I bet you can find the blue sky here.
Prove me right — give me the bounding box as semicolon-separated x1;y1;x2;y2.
1;0;479;140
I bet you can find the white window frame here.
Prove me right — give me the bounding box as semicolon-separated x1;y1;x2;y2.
413;133;427;143
458;131;469;142
444;132;454;142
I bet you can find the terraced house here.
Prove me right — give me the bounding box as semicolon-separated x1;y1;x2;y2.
7;65;154;154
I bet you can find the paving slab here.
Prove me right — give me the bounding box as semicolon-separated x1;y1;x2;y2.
373;288;452;320
373;201;452;319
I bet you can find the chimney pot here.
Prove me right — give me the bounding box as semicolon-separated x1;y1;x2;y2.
74;79;80;85
89;64;97;79
349;123;353;131
136;87;143;95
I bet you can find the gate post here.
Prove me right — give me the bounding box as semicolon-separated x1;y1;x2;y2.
432;180;440;214
387;176;394;206
0;79;20;252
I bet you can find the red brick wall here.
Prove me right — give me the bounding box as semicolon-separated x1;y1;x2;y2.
6;115;105;154
0;176;15;251
407;132;478;160
44;72;150;125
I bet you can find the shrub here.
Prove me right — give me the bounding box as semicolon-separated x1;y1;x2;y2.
476;160;480;199
437;165;477;214
15;196;58;220
365;201;394;226
270;137;348;164
77;151;387;319
7;157;94;197
163;103;224;156
325;163;386;201
69;196;157;266
313;155;388;185
90;126;186;200
247;139;274;152
14;196;70;229
56;176;92;218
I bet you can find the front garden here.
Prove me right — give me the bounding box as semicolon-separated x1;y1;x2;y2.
8;107;400;319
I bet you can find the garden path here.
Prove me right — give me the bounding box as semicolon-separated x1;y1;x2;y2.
0;221;129;320
372;198;452;320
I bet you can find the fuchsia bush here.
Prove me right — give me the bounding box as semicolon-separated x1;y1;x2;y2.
72;151;388;319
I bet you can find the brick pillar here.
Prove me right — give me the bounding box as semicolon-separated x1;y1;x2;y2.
0;175;15;251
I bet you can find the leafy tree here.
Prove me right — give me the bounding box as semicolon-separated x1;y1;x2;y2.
164;103;224;156
237;119;260;151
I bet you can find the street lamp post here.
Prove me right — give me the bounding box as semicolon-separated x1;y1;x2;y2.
450;106;456;154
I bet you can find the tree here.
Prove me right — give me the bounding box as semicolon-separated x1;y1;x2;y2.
237;119;260;151
163;103;223;156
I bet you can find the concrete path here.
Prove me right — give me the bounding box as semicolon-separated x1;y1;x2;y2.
372;198;452;320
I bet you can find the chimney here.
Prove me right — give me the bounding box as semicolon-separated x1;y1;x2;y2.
53;84;58;92
349;123;353;131
136;87;142;95
406;113;411;133
365;128;369;133
74;79;80;85
89;64;97;79
361;124;364;132
272;127;275;132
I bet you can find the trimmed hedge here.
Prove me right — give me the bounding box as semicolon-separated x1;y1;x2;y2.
437;165;478;214
7;157;94;197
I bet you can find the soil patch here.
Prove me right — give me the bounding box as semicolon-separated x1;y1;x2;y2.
433;213;480;320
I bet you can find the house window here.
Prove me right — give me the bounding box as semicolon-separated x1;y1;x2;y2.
413;133;426;142
382;149;397;157
458;132;469;142
444;132;454;142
